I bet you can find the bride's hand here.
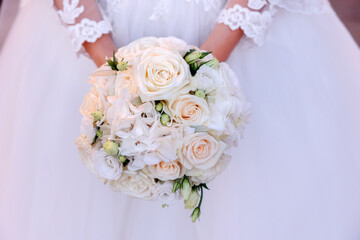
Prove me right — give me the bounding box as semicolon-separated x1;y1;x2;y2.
84;34;117;67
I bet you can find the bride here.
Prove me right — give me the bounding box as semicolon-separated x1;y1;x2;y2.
1;0;360;239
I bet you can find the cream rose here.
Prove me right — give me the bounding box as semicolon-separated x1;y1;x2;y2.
188;154;231;184
75;135;94;172
80;116;96;143
147;160;184;181
168;94;210;126
158;37;188;55
116;37;160;62
179;132;227;170
133;47;190;101
80;87;104;118
109;170;157;200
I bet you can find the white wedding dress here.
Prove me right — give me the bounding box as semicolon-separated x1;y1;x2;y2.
1;0;360;239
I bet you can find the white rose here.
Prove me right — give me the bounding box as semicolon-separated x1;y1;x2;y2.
158;37;188;55
80;116;96;143
109;170;157;200
115;37;160;63
188;154;231;184
179;132;227;171
75;135;95;172
80;87;105;118
133;47;190;101
155;181;181;205
147;160;185;181
115;70;137;96
168;94;210;126
93;149;122;180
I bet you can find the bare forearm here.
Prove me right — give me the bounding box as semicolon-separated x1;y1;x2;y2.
83;34;116;67
201;0;249;62
55;0;116;67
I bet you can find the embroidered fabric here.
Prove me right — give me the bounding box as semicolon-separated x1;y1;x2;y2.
218;4;276;46
68;18;112;52
217;0;330;47
55;0;112;52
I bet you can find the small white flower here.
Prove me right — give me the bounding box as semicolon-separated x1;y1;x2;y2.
155;181;181;205
93;149;122;180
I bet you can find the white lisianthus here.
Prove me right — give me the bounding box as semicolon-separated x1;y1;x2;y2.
189;154;231;184
168;94;210;126
184;189;200;209
192;65;223;94
93;149;122;180
179;132;227;171
133;47;190;101
80;116;96;143
155;181;181;205
147;160;185;181
110;170;157;200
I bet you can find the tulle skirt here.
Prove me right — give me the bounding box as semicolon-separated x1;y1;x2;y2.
0;1;360;239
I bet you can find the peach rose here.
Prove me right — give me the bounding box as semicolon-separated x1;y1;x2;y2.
168;94;209;126
148;160;185;181
179;132;227;170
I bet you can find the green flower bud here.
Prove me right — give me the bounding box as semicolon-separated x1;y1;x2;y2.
191;207;201;223
103;141;119;156
205;58;220;69
160;113;171;126
173;180;181;192
119;155;127;163
162;204;167;208
96;129;103;138
194;89;206;99
185;189;200;209
116;60;128;71
155;102;164;112
181;177;192;201
92;111;104;122
185;51;202;64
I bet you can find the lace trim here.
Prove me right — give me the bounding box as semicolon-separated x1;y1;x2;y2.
217;4;276;46
248;0;268;10
57;0;84;24
218;0;329;48
55;0;113;53
67;18;112;52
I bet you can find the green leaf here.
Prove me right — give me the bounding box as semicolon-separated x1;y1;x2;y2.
199;51;212;59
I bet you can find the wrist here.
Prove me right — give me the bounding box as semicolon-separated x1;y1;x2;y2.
83;34;116;67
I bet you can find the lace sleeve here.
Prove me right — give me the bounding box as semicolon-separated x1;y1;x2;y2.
217;0;330;48
217;0;277;47
54;0;112;53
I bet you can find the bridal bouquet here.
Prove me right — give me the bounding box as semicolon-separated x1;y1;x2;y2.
75;37;250;222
